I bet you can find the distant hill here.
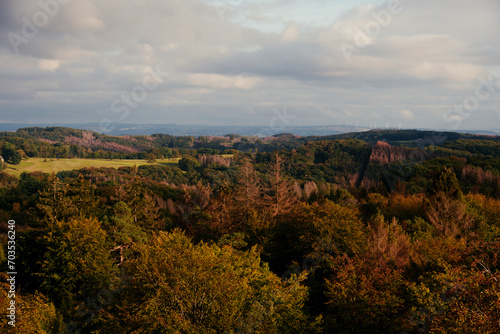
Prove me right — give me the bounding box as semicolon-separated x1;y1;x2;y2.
310;129;500;146
1;126;499;157
0;123;365;137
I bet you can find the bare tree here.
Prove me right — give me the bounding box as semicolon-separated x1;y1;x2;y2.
269;153;297;217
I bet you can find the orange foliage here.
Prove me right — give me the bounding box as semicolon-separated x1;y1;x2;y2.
382;193;426;222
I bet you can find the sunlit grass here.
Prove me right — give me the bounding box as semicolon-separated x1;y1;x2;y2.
3;157;180;178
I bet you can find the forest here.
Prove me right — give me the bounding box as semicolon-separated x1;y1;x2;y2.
1;127;500;333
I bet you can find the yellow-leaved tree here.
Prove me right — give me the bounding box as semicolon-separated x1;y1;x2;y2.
92;229;322;334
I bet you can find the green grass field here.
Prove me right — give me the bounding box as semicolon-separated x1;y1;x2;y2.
3;158;180;178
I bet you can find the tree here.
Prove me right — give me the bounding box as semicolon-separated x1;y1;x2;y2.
0;276;65;333
269;153;298;217
93;229;321;333
178;156;201;171
175;182;213;238
36;173;72;224
267;201;367;275
37;218;116;314
178;156;201;184
324;255;407;334
145;153;157;164
1;143;22;164
36;173;100;224
426;192;474;238
18;172;44;195
104;201;148;265
233;161;264;229
122;175;166;230
429;167;463;199
426;268;500;334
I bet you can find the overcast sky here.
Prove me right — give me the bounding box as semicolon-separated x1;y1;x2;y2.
1;0;499;131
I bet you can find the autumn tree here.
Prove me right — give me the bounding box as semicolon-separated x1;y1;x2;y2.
175;182;212;238
93;229;321;333
324;254;407;334
269;152;298;218
232;161;264;230
199;180;234;239
0;275;65;333
426;192;475;238
426;267;500;333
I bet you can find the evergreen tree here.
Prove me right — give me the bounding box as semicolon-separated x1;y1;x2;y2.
429;167;463;199
105;201;148;265
37;218;116;316
36;173;72;224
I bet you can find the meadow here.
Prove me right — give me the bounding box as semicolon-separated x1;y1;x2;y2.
3;157;180;177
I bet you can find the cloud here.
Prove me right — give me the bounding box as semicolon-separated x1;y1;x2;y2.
0;0;498;130
38;59;60;71
281;24;299;42
395;109;415;120
186;73;260;90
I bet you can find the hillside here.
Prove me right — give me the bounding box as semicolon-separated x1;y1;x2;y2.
2;127;499;155
1;127;500;333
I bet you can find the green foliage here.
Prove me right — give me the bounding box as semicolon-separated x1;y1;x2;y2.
94;229;320;333
36;173;100;224
429;167;463;199
37;218;116;313
138;164;188;185
178;156;201;171
103;201;148;264
3;127;500;333
1;142;22;164
268;201;367;272
18;171;45;195
443;139;500;157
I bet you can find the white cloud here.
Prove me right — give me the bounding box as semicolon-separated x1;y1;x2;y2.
0;0;498;130
186;73;260;90
38;59;60;71
395;109;415;120
281;24;299;42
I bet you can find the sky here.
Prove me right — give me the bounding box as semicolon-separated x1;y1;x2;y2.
0;0;499;132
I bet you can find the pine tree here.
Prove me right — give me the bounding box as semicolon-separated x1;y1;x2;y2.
67;173;99;218
429;167;463;199
36;172;71;224
106;201;148;265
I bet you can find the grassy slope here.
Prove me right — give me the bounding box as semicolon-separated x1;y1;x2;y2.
3;158;180;178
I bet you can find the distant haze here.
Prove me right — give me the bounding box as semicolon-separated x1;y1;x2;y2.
1;123;499;138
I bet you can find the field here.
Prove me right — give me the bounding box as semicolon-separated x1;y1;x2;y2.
3;158;180;177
